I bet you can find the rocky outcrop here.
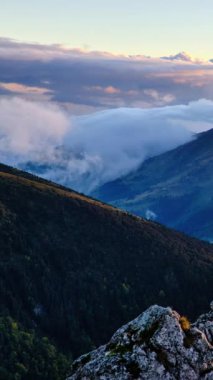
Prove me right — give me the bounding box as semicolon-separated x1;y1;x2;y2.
67;303;213;379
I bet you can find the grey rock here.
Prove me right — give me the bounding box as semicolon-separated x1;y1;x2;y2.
67;303;213;380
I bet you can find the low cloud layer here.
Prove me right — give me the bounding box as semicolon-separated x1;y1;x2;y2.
0;38;213;113
0;97;212;193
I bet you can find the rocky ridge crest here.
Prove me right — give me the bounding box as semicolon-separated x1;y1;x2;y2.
67;302;213;379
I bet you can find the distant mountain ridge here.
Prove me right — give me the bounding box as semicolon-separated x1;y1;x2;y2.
93;128;213;241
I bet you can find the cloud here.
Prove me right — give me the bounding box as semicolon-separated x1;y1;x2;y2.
0;97;212;193
0;82;52;102
0;82;49;94
0;97;69;160
0;38;213;113
145;210;157;220
161;51;202;63
0;38;210;63
0;37;120;61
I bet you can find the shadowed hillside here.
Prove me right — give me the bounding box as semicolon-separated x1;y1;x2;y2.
93;128;213;241
0;162;212;364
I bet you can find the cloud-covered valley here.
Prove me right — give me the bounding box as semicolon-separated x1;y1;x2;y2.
0;39;212;192
0;97;212;193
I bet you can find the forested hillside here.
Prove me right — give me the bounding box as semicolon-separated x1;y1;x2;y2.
0;162;212;378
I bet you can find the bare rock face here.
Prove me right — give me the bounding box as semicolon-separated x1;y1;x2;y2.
67;303;213;380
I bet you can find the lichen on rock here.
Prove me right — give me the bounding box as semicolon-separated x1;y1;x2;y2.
67;302;213;379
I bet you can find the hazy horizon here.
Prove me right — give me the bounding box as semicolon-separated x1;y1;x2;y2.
1;0;213;59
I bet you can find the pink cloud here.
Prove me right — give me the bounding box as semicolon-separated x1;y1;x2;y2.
104;86;121;94
0;82;51;95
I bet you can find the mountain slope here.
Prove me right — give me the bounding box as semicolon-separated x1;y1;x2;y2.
0;162;213;362
93;129;213;241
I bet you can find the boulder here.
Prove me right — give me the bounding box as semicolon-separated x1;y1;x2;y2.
67;303;213;379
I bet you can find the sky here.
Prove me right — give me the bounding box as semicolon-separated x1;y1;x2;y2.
0;0;213;192
1;0;213;59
